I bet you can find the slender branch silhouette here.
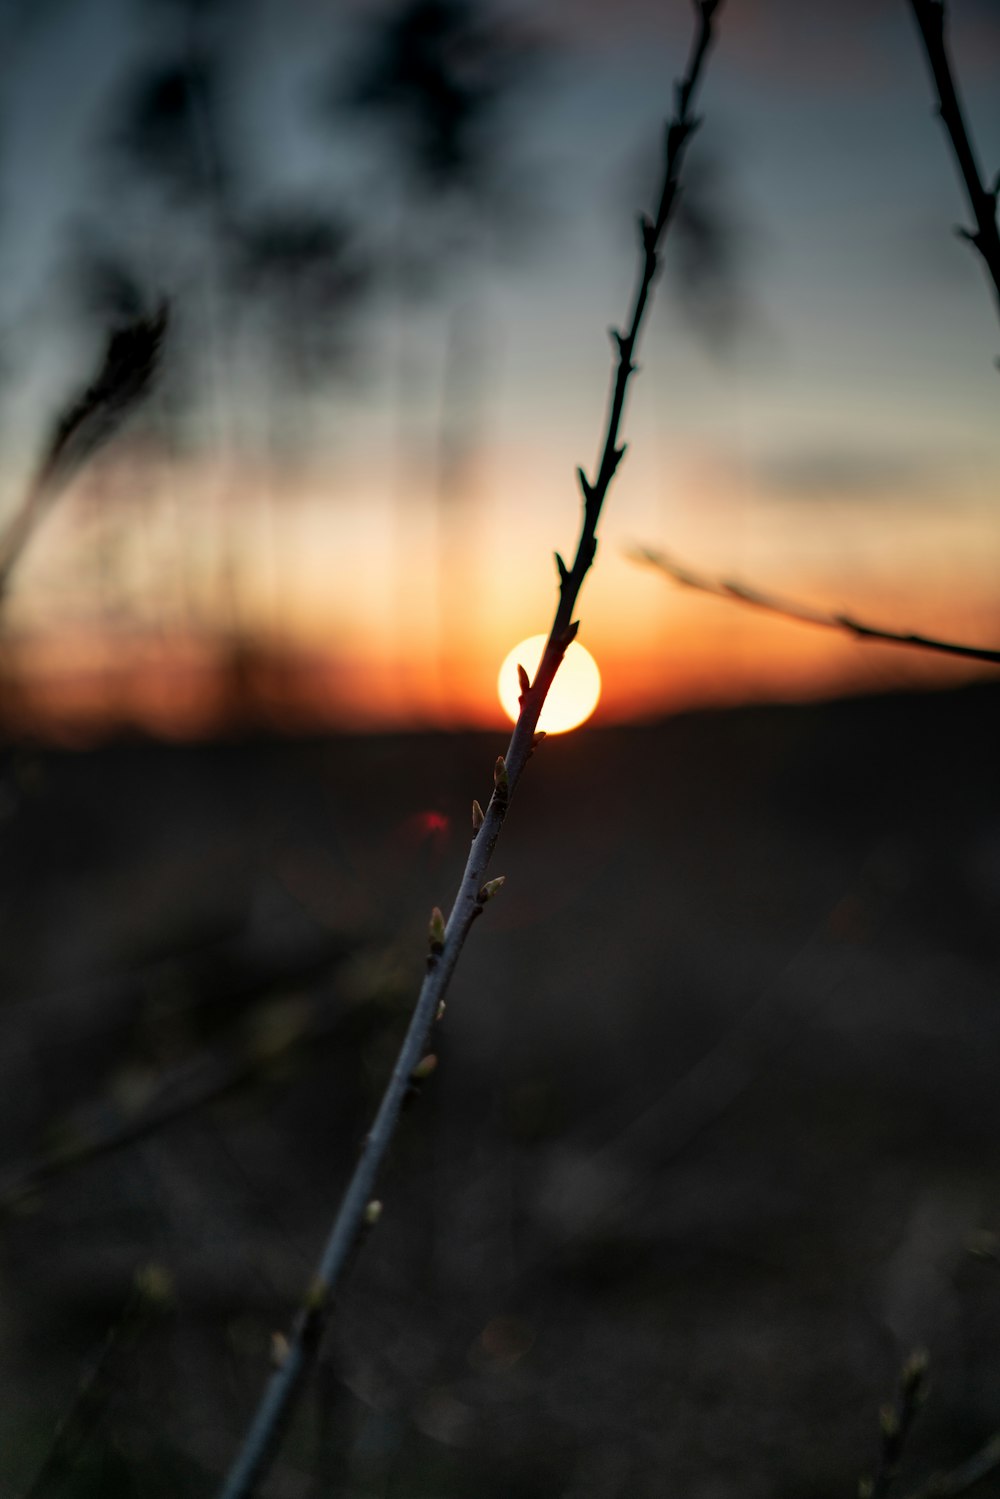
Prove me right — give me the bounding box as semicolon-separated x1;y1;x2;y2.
907;0;1000;332
0;305;168;604
214;4;725;1495
631;546;1000;667
860;1350;930;1499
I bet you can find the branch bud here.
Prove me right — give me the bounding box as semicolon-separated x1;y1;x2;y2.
411;1053;438;1081
428;907;446;953
879;1403;900;1440
494;756;509;797
532;731;547;748
577;466;597;507
563;620;580;645
555;551;570;588
517;663;531;701
471;799;485;831
133;1263;174;1308
304;1278;328;1313
271;1332;290;1368
478;876;506;903
901;1348;929;1398
364;1198;383;1226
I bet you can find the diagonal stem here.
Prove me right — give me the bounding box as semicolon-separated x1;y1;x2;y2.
214;5;725;1496
908;0;1000;329
631;545;1000;667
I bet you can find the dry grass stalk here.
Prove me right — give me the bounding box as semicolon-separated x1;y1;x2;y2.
0;304;168;603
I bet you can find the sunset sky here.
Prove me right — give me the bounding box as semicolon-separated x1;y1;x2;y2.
0;0;997;736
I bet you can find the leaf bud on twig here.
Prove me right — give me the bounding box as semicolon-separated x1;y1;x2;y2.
517;663;531;702
304;1278;328;1313
471;799;485;832
364;1199;383;1226
428;907;446;953
133;1263;174;1309
879;1403;900;1440
411;1054;438;1081
494;756;509;797
901;1347;930;1398
478;876;506;904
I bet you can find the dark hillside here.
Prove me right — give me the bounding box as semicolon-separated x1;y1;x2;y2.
1;683;998;1497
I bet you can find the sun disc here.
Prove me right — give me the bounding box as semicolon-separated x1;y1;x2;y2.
497;634;602;734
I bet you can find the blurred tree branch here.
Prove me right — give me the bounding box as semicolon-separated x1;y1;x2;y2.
23;1265;174;1499
0;305;168;605
215;4;726;1495
630;546;1000;667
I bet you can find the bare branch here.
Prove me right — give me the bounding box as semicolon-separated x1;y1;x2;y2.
215;6;727;1496
631;545;1000;667
860;1350;930;1499
908;0;1000;333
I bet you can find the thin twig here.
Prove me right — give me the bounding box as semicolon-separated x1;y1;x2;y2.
860;1350;930;1499
23;1265;173;1499
631;546;1000;667
907;0;1000;331
901;1431;1000;1499
0;981;353;1217
214;5;725;1495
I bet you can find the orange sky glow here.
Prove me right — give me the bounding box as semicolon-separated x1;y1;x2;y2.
0;0;997;743
0;441;996;743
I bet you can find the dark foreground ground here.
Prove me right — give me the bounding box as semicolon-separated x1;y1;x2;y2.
1;683;999;1499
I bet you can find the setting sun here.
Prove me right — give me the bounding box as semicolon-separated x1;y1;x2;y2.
497;634;602;734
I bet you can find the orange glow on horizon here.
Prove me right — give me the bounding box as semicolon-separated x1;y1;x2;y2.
0;445;996;741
